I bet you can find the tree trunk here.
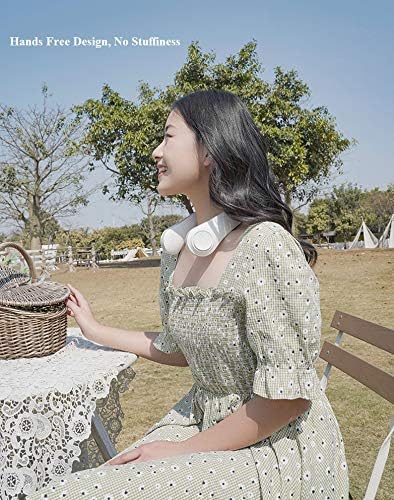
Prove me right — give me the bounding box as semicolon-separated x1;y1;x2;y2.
284;190;296;234
29;193;42;250
182;195;194;214
30;236;41;251
146;193;158;256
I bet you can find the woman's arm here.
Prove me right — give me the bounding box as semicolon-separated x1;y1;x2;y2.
66;284;188;367
105;395;310;466
178;395;310;452
91;324;189;367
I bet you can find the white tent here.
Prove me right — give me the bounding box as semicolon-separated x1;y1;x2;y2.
348;219;379;249
122;248;138;261
377;213;394;248
112;247;148;261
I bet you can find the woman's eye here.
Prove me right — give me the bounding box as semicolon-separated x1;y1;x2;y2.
164;133;172;138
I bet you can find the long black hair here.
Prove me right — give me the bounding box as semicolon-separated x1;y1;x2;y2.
171;89;318;267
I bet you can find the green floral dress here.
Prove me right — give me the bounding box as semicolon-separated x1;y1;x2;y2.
27;220;349;500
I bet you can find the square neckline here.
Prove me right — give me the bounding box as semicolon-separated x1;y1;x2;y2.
166;221;264;293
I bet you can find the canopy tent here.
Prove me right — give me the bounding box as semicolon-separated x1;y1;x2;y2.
377;213;394;248
348;219;379;249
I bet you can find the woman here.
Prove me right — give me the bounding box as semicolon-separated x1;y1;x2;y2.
28;89;349;499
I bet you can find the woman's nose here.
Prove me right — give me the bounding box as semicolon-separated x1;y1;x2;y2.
152;143;162;162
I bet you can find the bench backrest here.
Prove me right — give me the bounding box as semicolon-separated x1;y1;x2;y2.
319;310;394;500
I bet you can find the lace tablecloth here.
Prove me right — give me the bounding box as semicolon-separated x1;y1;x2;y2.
0;327;138;499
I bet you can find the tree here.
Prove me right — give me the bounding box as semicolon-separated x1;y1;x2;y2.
75;40;354;238
54;214;183;259
303;182;394;243
361;183;394;233
139;213;184;255
305;199;332;240
0;85;98;249
325;183;366;242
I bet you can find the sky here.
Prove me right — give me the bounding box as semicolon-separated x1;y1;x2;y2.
1;0;393;234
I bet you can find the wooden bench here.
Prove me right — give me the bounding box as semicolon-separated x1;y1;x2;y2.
319;310;394;500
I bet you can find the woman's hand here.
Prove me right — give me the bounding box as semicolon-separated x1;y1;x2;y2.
104;440;190;465
66;284;101;341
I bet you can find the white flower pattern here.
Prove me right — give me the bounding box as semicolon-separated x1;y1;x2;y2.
26;221;349;500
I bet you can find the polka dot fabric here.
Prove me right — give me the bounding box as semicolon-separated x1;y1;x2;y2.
27;221;349;499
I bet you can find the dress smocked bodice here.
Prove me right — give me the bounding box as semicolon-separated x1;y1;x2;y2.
166;281;243;301
155;220;326;400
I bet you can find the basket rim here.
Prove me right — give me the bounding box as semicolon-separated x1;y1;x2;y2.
0;303;67;318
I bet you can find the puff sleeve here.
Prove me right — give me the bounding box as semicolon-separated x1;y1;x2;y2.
244;224;323;400
152;251;182;354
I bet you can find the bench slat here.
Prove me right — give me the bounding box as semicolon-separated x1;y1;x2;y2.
330;310;394;354
320;340;394;404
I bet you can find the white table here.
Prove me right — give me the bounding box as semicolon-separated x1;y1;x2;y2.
0;327;137;499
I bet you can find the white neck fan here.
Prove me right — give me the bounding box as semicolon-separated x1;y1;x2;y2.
160;211;242;257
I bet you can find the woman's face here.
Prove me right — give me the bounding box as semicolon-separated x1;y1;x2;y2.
152;109;209;197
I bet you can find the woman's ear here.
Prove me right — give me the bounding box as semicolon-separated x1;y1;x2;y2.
198;143;212;168
203;151;212;167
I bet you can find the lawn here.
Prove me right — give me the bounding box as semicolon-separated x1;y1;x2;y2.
52;247;393;500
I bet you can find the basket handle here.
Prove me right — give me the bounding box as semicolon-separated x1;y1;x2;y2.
0;242;38;283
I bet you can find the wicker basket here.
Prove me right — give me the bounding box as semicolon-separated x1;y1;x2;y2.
0;242;70;360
